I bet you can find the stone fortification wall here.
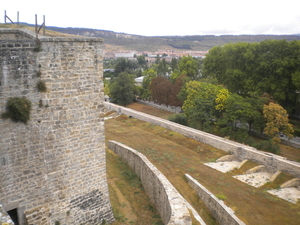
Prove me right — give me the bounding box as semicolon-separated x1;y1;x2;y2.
185;174;246;225
104;102;300;178
108;140;191;225
0;29;114;225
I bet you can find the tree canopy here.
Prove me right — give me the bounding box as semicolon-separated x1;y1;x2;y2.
110;72;137;106
203;40;300;114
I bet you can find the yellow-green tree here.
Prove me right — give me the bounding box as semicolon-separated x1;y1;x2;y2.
215;88;230;111
263;102;294;143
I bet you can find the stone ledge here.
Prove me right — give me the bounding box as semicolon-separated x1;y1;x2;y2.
185;174;246;225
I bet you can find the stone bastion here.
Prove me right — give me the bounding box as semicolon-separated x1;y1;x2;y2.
0;29;114;225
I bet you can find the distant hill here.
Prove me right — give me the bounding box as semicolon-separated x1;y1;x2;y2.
45;26;300;52
6;23;300;51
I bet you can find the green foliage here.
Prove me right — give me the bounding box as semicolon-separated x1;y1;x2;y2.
169;43;191;49
168;113;188;126
36;80;47;92
178;55;199;80
252;140;280;154
216;194;227;200
55;221;60;225
182;81;222;120
293;128;300;137
141;69;157;100
1;97;32;124
110;72;136;106
156;58;169;76
33;44;42;52
203;40;300;113
114;58;138;74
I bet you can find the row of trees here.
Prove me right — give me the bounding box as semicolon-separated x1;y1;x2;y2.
106;55;202;106
203;40;300;114
179;80;293;145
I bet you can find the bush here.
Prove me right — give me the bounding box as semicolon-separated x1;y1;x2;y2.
1;97;32;124
168;113;188;126
293;128;300;137
252;140;280;154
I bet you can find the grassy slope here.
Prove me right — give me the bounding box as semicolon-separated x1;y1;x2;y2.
105;103;300;225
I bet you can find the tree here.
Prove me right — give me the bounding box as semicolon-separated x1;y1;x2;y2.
157;58;169;77
216;93;255;139
203;40;300;114
182;81;222;129
114;58;138;74
171;57;178;72
178;55;199;80
140;69;157;101
137;55;146;67
150;76;173;106
110;72;136;106
263;102;294;143
169;75;188;107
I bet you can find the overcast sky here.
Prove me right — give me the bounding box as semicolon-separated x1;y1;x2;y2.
2;0;300;36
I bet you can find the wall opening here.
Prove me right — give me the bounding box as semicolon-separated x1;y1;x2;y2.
7;208;19;225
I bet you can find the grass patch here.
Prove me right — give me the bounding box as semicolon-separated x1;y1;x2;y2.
216;194;227;200
106;111;300;225
106;148;163;225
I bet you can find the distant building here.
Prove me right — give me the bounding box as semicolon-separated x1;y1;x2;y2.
115;51;136;58
135;76;144;86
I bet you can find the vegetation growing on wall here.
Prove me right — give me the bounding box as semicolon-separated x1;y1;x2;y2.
36;80;47;92
1;97;32;124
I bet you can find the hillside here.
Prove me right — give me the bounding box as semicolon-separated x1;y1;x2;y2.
44;26;300;52
6;23;300;51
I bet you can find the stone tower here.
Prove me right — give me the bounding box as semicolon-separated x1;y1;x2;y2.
0;28;114;224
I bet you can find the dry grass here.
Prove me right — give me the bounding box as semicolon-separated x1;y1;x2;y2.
126;102;173;119
105;114;300;225
126;102;300;162
106;148;163;225
0;23;82;37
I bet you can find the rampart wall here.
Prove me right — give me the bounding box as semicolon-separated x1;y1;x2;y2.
104;102;300;178
0;29;114;225
108;140;192;225
185;174;246;225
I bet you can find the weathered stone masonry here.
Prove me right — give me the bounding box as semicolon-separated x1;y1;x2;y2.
0;29;114;224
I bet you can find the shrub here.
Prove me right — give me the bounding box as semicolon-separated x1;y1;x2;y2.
36;80;47;92
1;97;32;124
33;45;42;52
293;128;300;137
168;113;188;126
252;140;280;154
